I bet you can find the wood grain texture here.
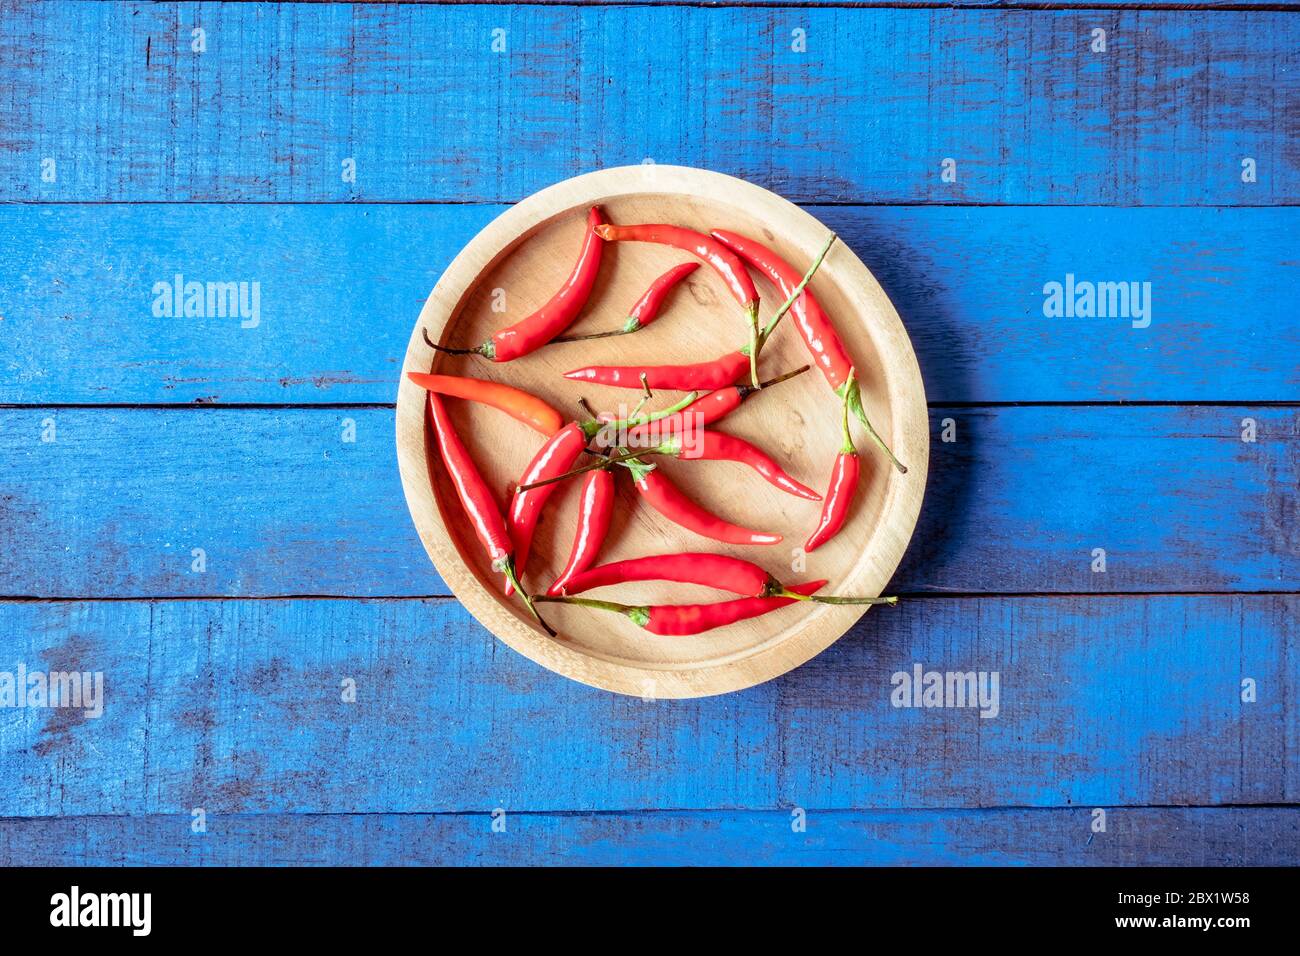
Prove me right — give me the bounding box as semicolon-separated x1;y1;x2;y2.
1;406;1293;598
1;4;1296;204
0;594;1292;817
2;808;1296;867
2;203;1296;405
2;0;1296;866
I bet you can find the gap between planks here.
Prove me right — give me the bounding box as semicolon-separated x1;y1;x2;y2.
1;803;1297;821
0;3;1297;15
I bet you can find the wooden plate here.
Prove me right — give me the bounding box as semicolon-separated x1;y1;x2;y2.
396;166;928;698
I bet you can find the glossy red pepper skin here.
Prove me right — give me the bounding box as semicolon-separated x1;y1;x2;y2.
644;579;826;635
546;468;615;597
407;372;564;436
621;366;808;444
558;552;772;598
715;230;907;475
565;349;749;392
679;387;743;427
595;223;757;315
627;262;699;331
489;207;605;361
425;394;511;565
627;388;742;444
505;421;589;593
711;229;852;390
804;450;860;552
634;469;781;546
685;431;821;501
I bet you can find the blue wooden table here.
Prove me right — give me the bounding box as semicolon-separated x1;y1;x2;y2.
1;1;1297;866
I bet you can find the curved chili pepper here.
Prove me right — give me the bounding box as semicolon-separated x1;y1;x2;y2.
622;364;810;441
550;429;818;501
686;431;820;501
712;229;907;474
525;367;816;495
804;451;859;553
511;389;706;496
805;377;860;553
425;207;605;362
500;389;707;594
505;421;590;594
595;221;763;386
424;394;552;634
559;552;770;597
407;372;564;436
564;349;750;392
594;224;757;318
555;262;699;342
712;229;852;389
536;580;828;636
546;467;615;596
555;552;898;607
633;466;781;546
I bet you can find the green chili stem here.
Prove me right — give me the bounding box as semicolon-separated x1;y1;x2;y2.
780;590;898;606
497;557;555;635
423;327;489;358
842;377;908;474
517;442;672;492
577;389;700;440
628;372;653;421
552;316;640;343
746;303;761;390
533;594;652;627
738;363;811;398
758;232;837;346
839;366;856;454
534;594;636;614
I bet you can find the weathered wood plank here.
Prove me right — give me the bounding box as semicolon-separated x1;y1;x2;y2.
1;4;1295;204
2;204;1295;405
0;406;1293;597
211;2;1300;8
0;594;1293;816
1;807;1296;867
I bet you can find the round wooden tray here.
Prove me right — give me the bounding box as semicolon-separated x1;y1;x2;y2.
396;166;928;698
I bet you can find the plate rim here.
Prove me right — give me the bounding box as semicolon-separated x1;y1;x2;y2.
395;164;929;698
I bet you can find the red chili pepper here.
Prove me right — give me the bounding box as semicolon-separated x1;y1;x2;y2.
686;430;820;501
646;580;826;634
558;552;771;597
425;207;605;362
564;349;750;392
499;389;708;594
553;428;818;501
406;372;564;436
805;375;860;552
623;364;810;440
555;262;699;342
596;221;764;387
536;580;828;636
594;224;757;318
546;468;615;596
712;229;907;474
712;229;852;389
804;450;859;553
504;421;590;594
550;550;898;604
424;394;552;634
524;366;816;497
633;466;781;546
